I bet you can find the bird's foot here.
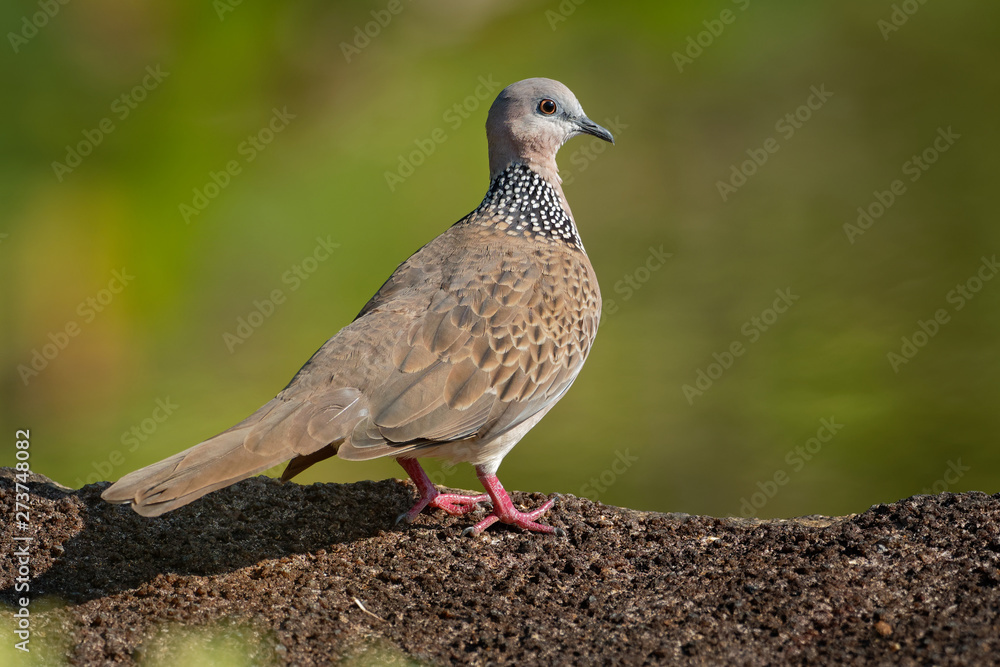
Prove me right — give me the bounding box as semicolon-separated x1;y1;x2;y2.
462;496;563;537
428;491;491;515
395;458;489;524
397;490;490;524
462;467;564;537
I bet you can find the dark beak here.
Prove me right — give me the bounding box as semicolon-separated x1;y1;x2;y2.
575;116;615;145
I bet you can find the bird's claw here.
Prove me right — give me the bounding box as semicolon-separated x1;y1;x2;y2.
431;493;491;516
463;494;564;537
399;491;490;525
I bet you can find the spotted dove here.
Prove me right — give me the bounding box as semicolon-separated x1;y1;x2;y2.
102;78;614;536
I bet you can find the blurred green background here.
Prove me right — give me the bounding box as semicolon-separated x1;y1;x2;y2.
2;0;997;520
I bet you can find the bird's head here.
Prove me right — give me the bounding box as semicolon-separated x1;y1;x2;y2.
486;77;613;182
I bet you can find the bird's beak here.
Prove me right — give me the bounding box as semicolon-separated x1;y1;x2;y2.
574;116;615;145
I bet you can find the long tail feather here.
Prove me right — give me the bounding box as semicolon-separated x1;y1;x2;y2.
102;390;364;516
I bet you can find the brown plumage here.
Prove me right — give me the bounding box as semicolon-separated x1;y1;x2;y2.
102;78;613;535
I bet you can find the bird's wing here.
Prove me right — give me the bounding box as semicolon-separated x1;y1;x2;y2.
335;225;600;461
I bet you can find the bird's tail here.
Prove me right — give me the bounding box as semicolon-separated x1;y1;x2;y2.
101;389;364;516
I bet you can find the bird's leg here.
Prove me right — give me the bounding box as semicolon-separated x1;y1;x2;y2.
463;466;564;537
396;458;489;524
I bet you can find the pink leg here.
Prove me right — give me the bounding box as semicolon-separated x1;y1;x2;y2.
396;458;489;524
463;466;563;537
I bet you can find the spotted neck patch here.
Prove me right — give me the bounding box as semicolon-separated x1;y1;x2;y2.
470;164;582;249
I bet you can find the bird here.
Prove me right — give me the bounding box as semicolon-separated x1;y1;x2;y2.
102;77;613;536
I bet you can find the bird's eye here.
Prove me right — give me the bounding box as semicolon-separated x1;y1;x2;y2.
538;99;557;115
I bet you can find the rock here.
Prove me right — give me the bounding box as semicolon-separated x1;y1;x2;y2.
1;468;998;664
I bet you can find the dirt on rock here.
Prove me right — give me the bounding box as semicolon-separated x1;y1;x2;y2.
1;467;999;665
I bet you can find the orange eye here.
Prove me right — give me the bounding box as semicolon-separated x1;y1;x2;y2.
538;99;557;115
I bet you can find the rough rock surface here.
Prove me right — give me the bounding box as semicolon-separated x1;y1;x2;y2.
1;468;999;665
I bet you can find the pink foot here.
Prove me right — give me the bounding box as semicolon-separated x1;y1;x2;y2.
462;466;564;537
396;458;489;524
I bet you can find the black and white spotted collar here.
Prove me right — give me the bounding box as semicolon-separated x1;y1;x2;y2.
471;164;583;249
